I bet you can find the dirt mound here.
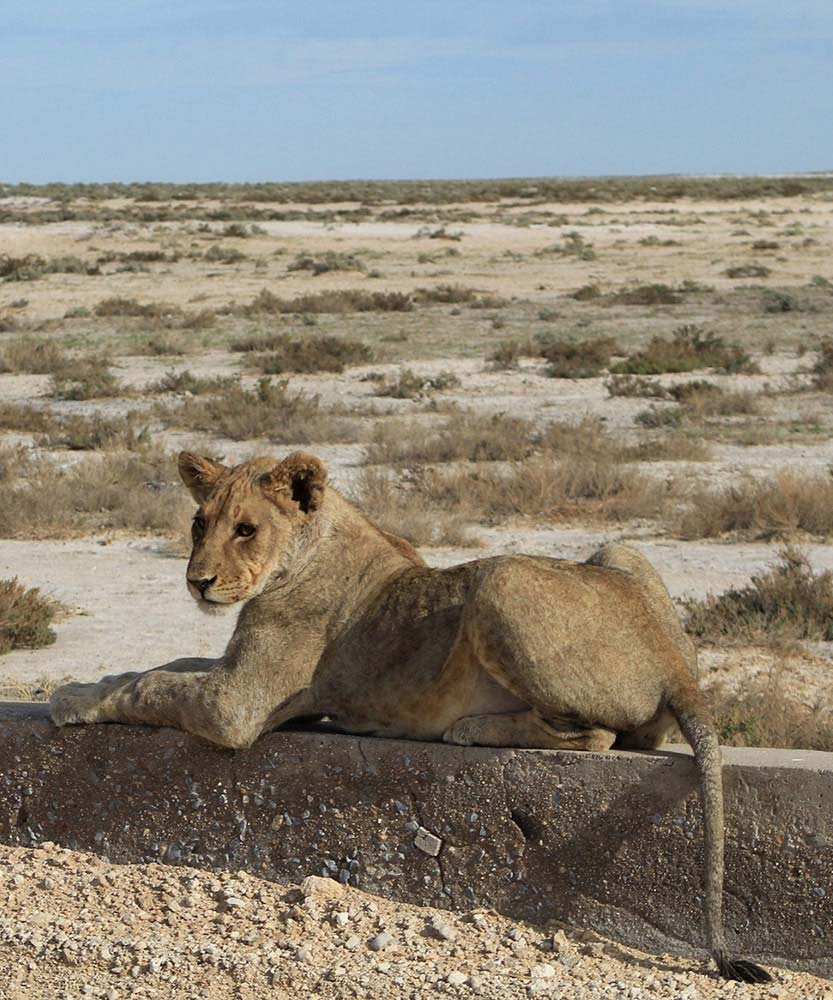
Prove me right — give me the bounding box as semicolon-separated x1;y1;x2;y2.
1;843;828;999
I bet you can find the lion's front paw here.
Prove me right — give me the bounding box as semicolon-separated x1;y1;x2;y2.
442;718;479;746
50;681;111;726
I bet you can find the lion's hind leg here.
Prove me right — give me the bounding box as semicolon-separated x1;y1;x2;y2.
444;710;616;751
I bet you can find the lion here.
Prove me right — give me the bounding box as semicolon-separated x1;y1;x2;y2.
50;450;770;983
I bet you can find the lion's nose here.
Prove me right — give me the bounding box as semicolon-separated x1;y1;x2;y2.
190;575;217;595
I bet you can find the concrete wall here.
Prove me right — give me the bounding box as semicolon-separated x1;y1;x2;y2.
1;702;831;977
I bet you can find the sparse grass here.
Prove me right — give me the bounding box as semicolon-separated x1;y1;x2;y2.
147;370;236;395
242;334;372;374
372;369;461;399
0;254;46;281
612;325;756;375
0;405;148;451
414;285;477;305
635;405;683;428
204;245;247;264
49;357;123;400
705;676;833;751
812;340;833;392
609;283;683;306
685;548;833;644
0;674;77;701
535;231;596;260
162;377;360;444
672;384;764;417
678;471;833;540
0;577;64;654
0;338;70;374
354;468;479;548
540;336;620;379
238;288;411;315
623;433;712;462
365;411;534;465
94;297;172;318
725;263;771;279
0;447;192;539
288;251;365;275
605;375;668;398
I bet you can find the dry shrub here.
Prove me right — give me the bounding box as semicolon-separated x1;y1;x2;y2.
243;334;372;374
373;369;461;399
239;288;411;316
412;457;664;526
0;577;64;653
678;471;833;540
812;340;833;392
486;340;537;370
414;284;477;304
94;297;174;318
725;263;771;279
0;338;70;374
366;412;534;465
0;449;191;539
675;386;763;417
148;370;236;395
163;377;359;444
0;254;46;281
624;434;712;462
704;676;833;751
609;283;682;306
605;375;668;398
354;468;479;548
288;251;365;275
540;336;620;379
39;414;149;451
49;356;122;400
685;548;833;644
0;673;75;701
634;405;683;429
612;326;756;375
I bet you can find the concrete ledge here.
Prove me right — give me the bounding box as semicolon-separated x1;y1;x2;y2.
1;702;832;976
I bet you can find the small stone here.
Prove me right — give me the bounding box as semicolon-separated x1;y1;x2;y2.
414;826;443;857
530;963;556;979
344;934;361;950
301;874;345;900
334;911;350;927
446;971;468;986
295;946;313;964
429;915;457;942
224;896;246;909
368;931;392;951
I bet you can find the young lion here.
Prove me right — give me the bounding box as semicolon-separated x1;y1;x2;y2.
50;450;770;983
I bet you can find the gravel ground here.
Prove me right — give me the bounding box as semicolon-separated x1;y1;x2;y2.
2;843;830;1000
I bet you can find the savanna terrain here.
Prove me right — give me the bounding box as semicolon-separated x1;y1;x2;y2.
3;176;833;998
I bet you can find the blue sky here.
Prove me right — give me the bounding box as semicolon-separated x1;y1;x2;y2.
1;1;831;183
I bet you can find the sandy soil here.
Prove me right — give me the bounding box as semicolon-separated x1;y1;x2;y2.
3;842;830;1000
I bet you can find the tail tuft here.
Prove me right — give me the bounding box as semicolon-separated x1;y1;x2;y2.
715;953;772;983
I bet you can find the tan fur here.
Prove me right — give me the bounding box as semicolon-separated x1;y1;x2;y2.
50;451;770;983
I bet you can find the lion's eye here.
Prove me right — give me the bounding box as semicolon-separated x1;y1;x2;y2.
235;522;256;538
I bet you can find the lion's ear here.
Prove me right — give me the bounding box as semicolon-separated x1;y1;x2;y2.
260;452;327;514
178;452;229;503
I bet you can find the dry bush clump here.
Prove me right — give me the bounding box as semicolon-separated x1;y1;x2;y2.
612;325;756;375
623;434;712;462
0;254;46;281
162;377;360;444
414;284;477;305
725;263;771;279
365;412;534;465
704;676;832;751
49;357;123;400
534;231;595;260
354;468;479;548
678;471;833;540
94;297;173;318
0;448;191;539
685;548;833;644
287;251;365;275
0;673;76;700
147;370;236;395
485;340;537;369
605;375;668;398
0;338;70;374
0;577;64;654
540;336;620;379
634;405;683;429
0;406;150;451
372;369;461;399
812;340;833;391
242;334;372;375
671;384;764;417
238;288;411;316
608;283;683;306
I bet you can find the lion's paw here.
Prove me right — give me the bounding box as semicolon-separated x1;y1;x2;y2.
442;718;479;746
50;682;111;726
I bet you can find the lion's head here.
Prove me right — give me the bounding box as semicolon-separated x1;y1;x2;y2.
178;450;327;612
